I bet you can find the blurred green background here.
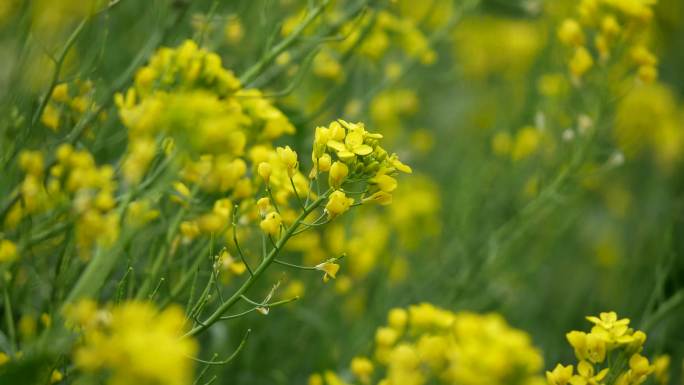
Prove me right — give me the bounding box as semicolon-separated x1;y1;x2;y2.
1;0;684;384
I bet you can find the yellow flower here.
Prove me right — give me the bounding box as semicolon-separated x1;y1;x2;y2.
63;299;99;330
126;200;160;227
276;146;298;176
325;190;354;218
375;326;399;347
629;354;653;377
601;15;620;37
0;240;18;263
315;261;340;282
224;16;244;44
371;174;398;193
547;364;574;385
180;221;200;242
50;370;63;384
603;0;654;20
308;373;323;385
260;212;282;236
324;305;546;385
310;153;332;179
19;150;44;176
258;162;272;184
566;331;606;364
327;133;372;159
569;360;609;385
73;301;197;385
351;356;374;384
256;197;271;216
173;181;192;199
389;154;412;174
362;191;393;206
586;311;631;343
313;50;343;81
635;42;656;61
638;65;657;83
329;161;349;188
569;46;594;78
217;250;247;278
388;308;408;330
512;126;541;161
316;153;332;172
652;355;670;385
326;121;381;160
558;19;584;46
313;125;333;157
52;83;69;102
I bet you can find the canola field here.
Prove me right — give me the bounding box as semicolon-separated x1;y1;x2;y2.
0;1;683;385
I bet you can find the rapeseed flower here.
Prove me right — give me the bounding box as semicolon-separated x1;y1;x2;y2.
72;301;197;385
317;304;543;385
325;190;354;218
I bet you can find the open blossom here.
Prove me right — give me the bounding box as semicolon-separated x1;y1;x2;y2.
549;312;659;385
315;261;341;282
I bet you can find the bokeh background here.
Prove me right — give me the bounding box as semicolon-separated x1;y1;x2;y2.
1;0;684;384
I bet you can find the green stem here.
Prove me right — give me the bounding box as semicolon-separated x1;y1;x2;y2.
159;240;209;309
641;289;684;332
184;191;330;337
238;0;331;85
30;19;88;129
62;193;134;305
58;0;192;303
3;284;16;353
135;206;188;300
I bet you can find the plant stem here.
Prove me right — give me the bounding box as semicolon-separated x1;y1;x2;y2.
184;191;330;337
238;0;331;85
3;285;16;353
136;206;189;300
30;19;88;129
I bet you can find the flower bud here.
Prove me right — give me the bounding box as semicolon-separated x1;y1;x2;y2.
256;197;270;216
259;212;282;236
325;190;353;218
316;153;332;172
362;191;393;206
258;162;272;184
276;146;298;176
328;161;348;188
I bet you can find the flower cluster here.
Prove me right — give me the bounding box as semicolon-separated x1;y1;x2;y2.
557;0;658;83
546;311;661;385
282;175;441;317
613;83;684;167
116;39;295;185
65;300;198;385
492;126;548;162
281;5;438;78
312;119;411;215
336;10;436;66
40;80;100;132
11;144;119;259
311;304;544;385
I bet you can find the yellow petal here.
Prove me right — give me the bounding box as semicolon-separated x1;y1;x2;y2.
337;150;355;160
353;144;373;156
327;140;347;152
